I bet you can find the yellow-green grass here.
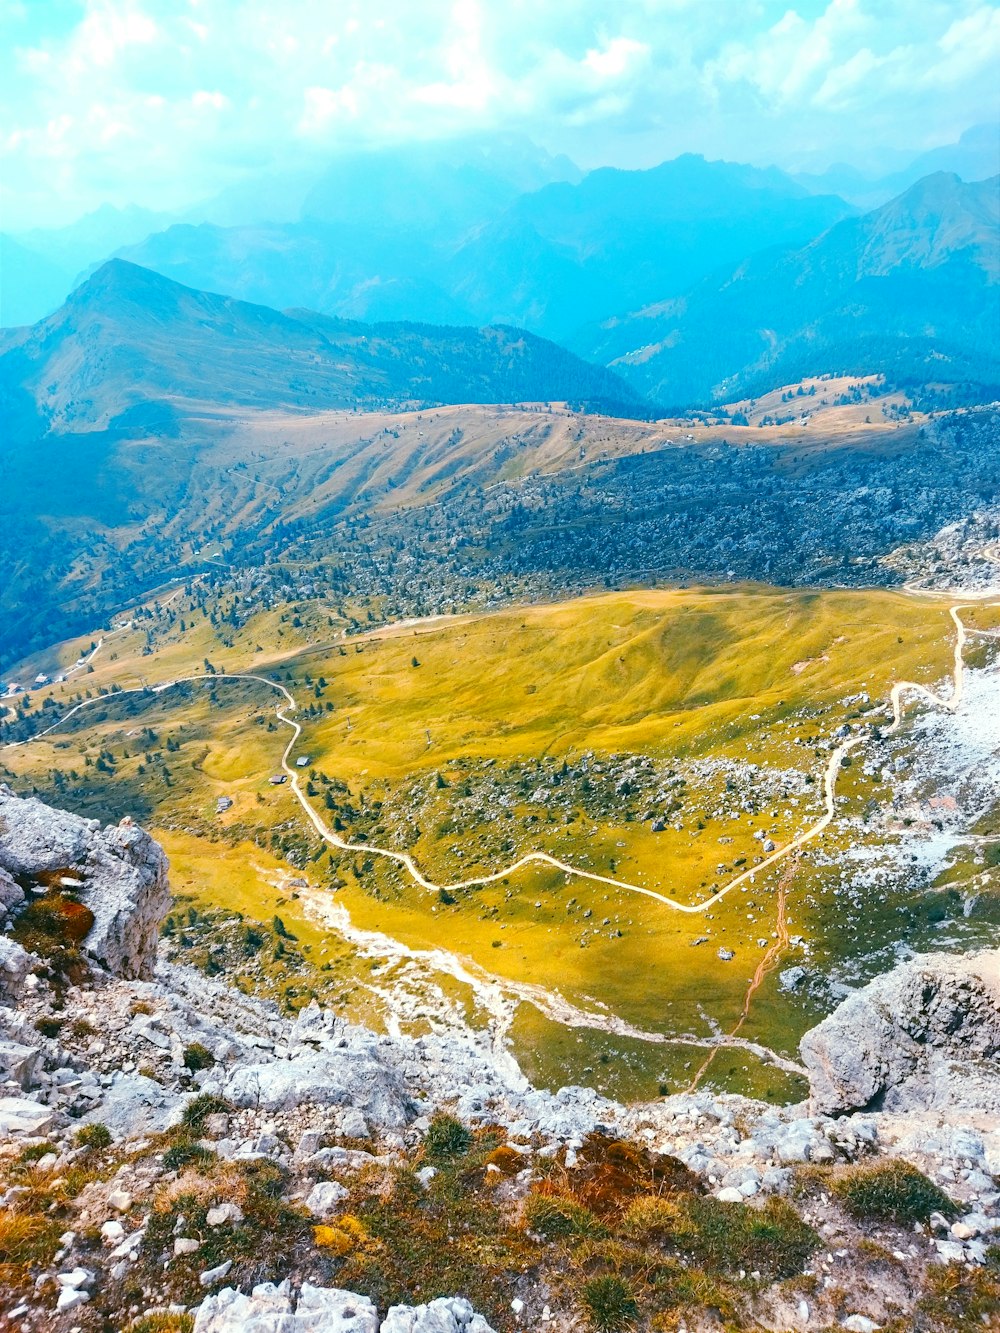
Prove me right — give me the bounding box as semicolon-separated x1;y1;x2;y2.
4;583;995;1100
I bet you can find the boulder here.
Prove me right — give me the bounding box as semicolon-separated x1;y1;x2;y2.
0;1039;40;1089
381;1298;497;1333
0;937;35;999
0;1095;55;1136
800;949;1000;1115
0;865;24;918
305;1181;350;1218
220;1051;410;1126
194;1281;378;1332
77;1074;187;1140
0;786;170;979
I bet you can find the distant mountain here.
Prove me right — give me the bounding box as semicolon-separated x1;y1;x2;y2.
449;154;854;338
4;205;174;325
794;122;1000;209
0;259;643;431
0;234;75;327
301;134;581;231
109;154;853;339
579;173;1000;408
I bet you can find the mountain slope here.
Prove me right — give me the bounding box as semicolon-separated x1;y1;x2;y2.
582;173;1000;406
0;259;644;431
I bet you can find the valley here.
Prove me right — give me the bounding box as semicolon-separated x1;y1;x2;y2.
4;578;999;1106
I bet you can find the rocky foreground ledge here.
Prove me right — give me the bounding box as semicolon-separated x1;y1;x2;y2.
0;787;998;1331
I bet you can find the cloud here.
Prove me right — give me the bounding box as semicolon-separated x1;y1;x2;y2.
0;0;997;228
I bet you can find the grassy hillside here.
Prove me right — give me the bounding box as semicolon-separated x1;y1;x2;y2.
4;584;998;1102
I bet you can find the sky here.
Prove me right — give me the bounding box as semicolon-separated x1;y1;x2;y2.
2;0;999;230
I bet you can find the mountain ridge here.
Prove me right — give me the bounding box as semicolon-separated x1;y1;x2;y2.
579;171;1000;407
2;258;644;431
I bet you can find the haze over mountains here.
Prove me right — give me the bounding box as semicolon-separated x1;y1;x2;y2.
0;258;638;436
582;172;1000;408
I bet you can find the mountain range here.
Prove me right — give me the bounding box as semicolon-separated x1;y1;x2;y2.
0;259;640;436
579;172;1000;408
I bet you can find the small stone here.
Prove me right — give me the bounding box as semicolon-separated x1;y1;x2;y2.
203;1113;230;1138
101;1220;125;1242
950;1221;976;1240
415;1166;437;1187
199;1259;233;1287
511;1297;525;1316
716;1187;744;1203
174;1237;199;1256
107;1189;132;1212
842;1318;879;1333
339;1108;368;1139
56;1287;89;1313
206;1203;244;1227
305;1181;350;1218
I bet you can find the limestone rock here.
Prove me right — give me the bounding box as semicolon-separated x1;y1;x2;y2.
0;937;35;999
221;1051;410;1125
77;1073;187;1139
305;1180;350;1217
194;1281;378;1332
0;785;170;979
800;949;1000;1115
0;1095;55;1135
381;1297;497;1333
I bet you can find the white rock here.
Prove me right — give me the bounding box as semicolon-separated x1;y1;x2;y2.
200;1259;234;1287
305;1180;350;1218
107;1188;133;1212
101;1220;125;1242
0;1096;54;1136
716;1187;744;1203
206;1202;244;1227
194;1281;378;1331
841;1318;879;1333
381;1296;497;1332
174;1237;200;1256
56;1287;89;1313
950;1221;976;1240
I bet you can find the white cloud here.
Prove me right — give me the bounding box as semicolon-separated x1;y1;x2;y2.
0;0;996;228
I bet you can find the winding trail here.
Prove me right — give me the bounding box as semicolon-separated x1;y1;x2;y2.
4;597;998;919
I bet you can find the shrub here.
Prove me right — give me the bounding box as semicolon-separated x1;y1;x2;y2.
127;1317;195;1333
181;1093;231;1133
182;1042;215;1072
424;1113;471;1161
620;1195;682;1242
830;1160;958;1225
34;1017;63;1038
162;1141;216;1173
525;1192;606;1241
581;1275;639;1331
75;1123;113;1150
675;1196;818;1279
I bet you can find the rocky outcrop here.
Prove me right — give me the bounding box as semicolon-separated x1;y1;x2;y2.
0;785;169;979
192;1283;497;1333
800;948;1000;1115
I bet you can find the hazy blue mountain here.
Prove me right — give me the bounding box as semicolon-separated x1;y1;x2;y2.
302;134;581;231
582;173;1000;407
0;259;643;430
110;153;852;339
449;154;854;337
0;234;75;327
794;122;1000;208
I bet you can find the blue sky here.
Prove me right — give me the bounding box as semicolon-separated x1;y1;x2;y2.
2;0;998;228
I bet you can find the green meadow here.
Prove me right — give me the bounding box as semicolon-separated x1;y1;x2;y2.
4;584;998;1100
